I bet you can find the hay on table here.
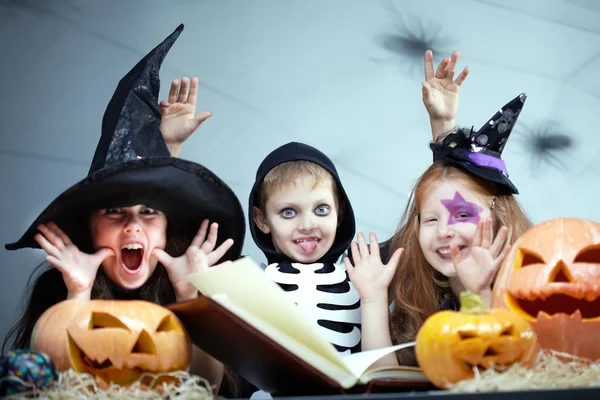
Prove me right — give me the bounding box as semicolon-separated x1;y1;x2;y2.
448;350;600;392
2;369;214;400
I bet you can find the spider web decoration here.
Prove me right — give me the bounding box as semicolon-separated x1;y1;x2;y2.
513;121;577;177
368;0;455;78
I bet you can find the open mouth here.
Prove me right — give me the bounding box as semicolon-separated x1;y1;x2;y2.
509;293;600;320
121;243;144;274
294;237;321;253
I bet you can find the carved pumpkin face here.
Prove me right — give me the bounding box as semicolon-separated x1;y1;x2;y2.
416;292;538;389
492;218;600;360
31;300;192;387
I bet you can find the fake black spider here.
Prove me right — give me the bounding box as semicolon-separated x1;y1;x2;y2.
513;122;576;176
369;0;455;78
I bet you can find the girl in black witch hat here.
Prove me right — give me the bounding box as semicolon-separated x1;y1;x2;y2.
2;24;245;390
345;50;534;367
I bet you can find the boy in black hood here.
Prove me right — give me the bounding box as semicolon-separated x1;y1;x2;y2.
248;142;361;354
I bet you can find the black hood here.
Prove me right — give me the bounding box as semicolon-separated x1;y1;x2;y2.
248;142;355;265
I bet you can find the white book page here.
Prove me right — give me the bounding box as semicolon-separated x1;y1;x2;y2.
186;257;348;372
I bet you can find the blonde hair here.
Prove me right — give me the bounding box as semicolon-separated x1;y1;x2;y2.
386;161;532;365
257;160;342;213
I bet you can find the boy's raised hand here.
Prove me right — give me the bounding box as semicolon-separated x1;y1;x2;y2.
159;76;213;157
34;222;114;301
344;232;403;302
451;218;511;299
153;219;234;301
422;50;470;141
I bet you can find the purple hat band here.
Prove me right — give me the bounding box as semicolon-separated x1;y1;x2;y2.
454;149;509;176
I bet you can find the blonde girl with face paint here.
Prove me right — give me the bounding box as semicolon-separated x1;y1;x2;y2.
344;50;533;367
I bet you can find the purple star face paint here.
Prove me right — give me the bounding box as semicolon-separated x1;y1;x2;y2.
441;191;483;225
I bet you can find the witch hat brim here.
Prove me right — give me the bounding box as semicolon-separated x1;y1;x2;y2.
6;157;246;262
6;24;246;262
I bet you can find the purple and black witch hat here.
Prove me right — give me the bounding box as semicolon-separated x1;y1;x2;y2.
430;93;526;194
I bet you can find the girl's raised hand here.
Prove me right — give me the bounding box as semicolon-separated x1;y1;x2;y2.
422;50;469;141
344;232;403;302
451;217;511;294
34;222;114;300
159;77;213;157
153;220;234;301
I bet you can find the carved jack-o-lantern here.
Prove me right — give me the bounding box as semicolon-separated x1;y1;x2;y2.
416;292;538;388
31;300;192;387
492;218;600;360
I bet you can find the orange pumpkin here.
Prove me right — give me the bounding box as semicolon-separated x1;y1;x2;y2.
416;291;538;389
31;299;192;387
492;218;600;361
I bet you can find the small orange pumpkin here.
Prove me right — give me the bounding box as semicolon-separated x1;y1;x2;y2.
492;218;600;361
416;291;538;389
31;299;192;387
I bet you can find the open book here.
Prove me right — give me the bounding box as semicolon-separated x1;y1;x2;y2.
166;257;431;396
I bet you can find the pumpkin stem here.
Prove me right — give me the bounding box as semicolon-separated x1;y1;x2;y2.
460;291;489;313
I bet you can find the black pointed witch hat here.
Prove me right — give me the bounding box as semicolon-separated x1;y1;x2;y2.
6;24;246;262
430;93;526;194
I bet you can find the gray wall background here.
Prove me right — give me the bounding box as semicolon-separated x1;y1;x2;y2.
1;0;599;345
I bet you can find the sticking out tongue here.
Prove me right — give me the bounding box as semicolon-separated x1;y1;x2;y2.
296;239;318;253
122;249;143;271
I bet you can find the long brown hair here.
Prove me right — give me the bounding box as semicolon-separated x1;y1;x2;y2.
386;161;532;365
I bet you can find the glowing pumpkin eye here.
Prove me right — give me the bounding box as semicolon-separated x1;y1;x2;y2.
88;312;130;331
132;330;156;354
457;330;477;340
157;315;181;333
574;246;600;263
519;251;545;267
500;325;513;337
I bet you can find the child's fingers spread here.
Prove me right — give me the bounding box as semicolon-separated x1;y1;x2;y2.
489;226;508;257
344;256;354;272
188;77;199;106
423;49;434;81
168;79;180;104
496;244;511;266
357;233;370;256
481;218;493;248
191;219;210;248
368;232;380;258
472;220;484;247
194;110;213;126
387;248;404;269
455;66;470;86
37;224;64;249
178;77;190;103
35;233;59;258
435;57;450;79
350;241;361;264
47;221;72;245
207;238;234;266
201;223;219;252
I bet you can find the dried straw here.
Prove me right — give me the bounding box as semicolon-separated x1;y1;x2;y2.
2;369;214;399
448;350;600;392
